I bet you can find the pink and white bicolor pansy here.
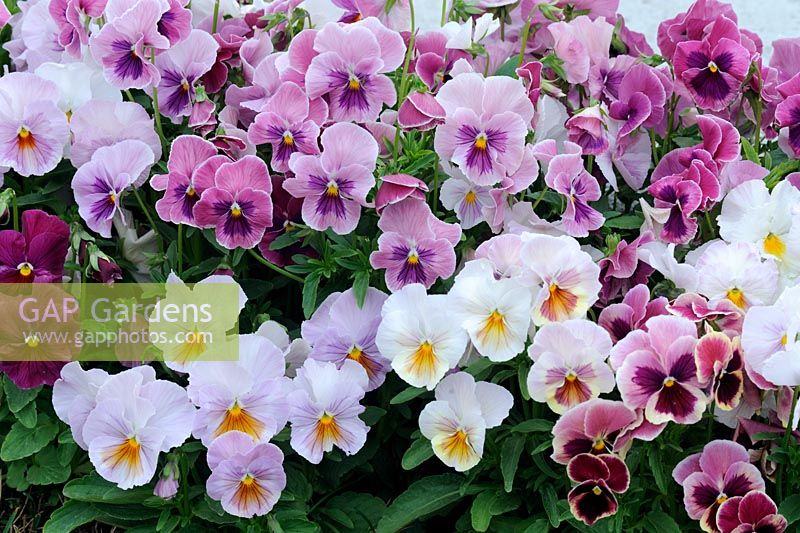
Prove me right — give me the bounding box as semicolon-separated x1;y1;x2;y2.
694;331;745;411
551;399;638;465
695;241;779;311
418;372;512;472
527;319;614;414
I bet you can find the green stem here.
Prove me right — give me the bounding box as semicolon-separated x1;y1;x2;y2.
124;89;135;102
432;153;440;211
649;129;658;166
177;223;183;275
392;0;416;161
517;16;533;67
440;0;446;25
777;386;800;501
149;49;166;150
586;155;594;174
754;66;763;164
248;249;305;283
132;187;162;247
531;186;548;211
11;191;18;232
662;94;677;158
211;0;220;34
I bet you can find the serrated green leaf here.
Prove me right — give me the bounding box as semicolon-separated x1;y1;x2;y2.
779;494;800;525
648;448;669;494
27;446;72;485
377;474;466;533
501;435;525;492
3;377;40;413
644;510;682;533
741;136;760;164
401;438;434;470
1;418;58;461
511;419;553;433
302;271;321;318
471;490;498;532
14;400;37;428
43;501;101;533
541;485;561;528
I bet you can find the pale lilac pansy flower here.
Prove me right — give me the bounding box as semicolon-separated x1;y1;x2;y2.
82;366;196;489
52;362;110;449
435;73;533;186
248;82;321;173
284;122;377;235
370;198;461;292
440;171;493;230
0;72;69;177
35;62;121;119
302;287;390;391
527;319;615;414
48;0;106;57
305;17;405;122
673;439;766;532
743;285;800;388
614;315;706;425
206;430;286;518
193;155;273;250
565;105;609;156
187;334;291;446
375;283;468;390
287;359;369;464
154;29;219;122
418;372;512;472
72;139;156;238
547;15;614;84
90;0;170;89
449;258;531;362
520;234;602;326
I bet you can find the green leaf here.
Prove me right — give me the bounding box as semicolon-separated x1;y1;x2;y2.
389;386;426;405
494;57;520;78
517;362;530;401
193;496;239;525
63;475;154;504
779;494;800;525
648;448;669;494
5;460;29;491
1;418;58;461
401;438;434;470
741;137;760;164
302;271;321;318
14;400;37;428
377;474;466;533
353;270;369;307
511;419;553;433
360;405;386;426
644;511;682;533
3;377;40;413
27;446;72;485
324;493;386;532
501;435;526;492
471;490;498;532
43;501;101;533
604;214;644;229
541;485;561;528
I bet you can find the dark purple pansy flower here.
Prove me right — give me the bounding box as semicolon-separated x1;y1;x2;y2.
717;491;787;533
673;440;765;532
673;16;751;111
598;233;655;303
0;210;69;283
566;453;630;526
598;284;669;344
648;174;703;244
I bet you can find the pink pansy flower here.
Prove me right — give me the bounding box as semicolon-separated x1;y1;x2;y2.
716;491;788;533
544;152;603;237
397;91;446;131
155;29;219;122
305;18;405;122
370;198;460;292
287;359;369;464
669;293;743;335
69;100;163;171
0;209;70;284
567;453;630;526
248;82;321;173
657;0;738;60
647;173;703;244
206;431;286;518
614;315;707;425
774;73;800;158
72;140;156;238
547;15;614;84
608;63;669;137
284;122;378;235
302;287;390;391
52;362;110;449
440;173;493;230
673;440;766;532
0;73;69;177
551;399;638;464
598;284;669;344
82;366;196;489
673;16;751;111
411;29;470;92
49;0;107;57
193;156;273;250
527;319;614;414
152;135;226;226
695;332;745;411
565;105;609;156
90;0;170;89
598;233;656;303
187;335;290;446
375;173;428;214
435;73;533;186
516;61;542;109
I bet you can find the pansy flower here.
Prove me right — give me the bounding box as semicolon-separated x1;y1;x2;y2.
674;16;751;111
545;152;604;237
375;173;428;214
257;175;311;267
72;140;156;238
695;241;779;310
48;0;107;57
695;332;745;410
716;491;788;533
565;105;609;156
287;359;369;464
435;73;533;186
440;173;493;230
673;439;766;532
419;372;512;472
0;209;69;283
598;284;669;344
305;17;405;122
154;29;219;122
528;319;615;414
375;284;468;390
647;174;703;244
449;259;531;362
567;453;630;526
370;198;460;292
206;431;286;518
598;234;657;304
302;288;390;391
52;362;110;448
614;315;706;425
0;73;69;177
520;234;602;326
285;122;378;235
745;285;800;388
248;82;321;173
193;156;273;250
397;91;446;132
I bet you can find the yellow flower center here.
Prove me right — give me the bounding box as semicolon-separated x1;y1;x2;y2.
708;61;719;73
185;186;196;198
231;204;242;217
407;341;437;380
17;127;35;150
214;401;265;439
663;377;676;388
764;233;786;258
283;133;294;146
347;346;363;363
108;192;117;204
726;288;746;309
104;436;143;473
474;135;488;150
18;262;33;277
326;183;339;197
319;413;335;426
407;252;420;265
66;110;73;122
180;79;190;93
592;486;603;496
565;371;578;382
716;494;728;504
592;439;606;451
782;334;788;346
465;190;477;204
348;77;361;90
241;474;256;486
